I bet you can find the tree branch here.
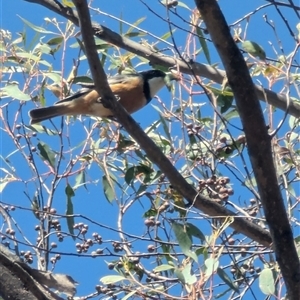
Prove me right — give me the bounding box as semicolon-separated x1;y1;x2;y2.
194;0;300;298
0;245;63;300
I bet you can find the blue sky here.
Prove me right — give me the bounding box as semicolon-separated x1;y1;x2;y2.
1;0;299;298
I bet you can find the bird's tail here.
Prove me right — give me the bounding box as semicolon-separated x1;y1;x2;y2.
29;105;69;124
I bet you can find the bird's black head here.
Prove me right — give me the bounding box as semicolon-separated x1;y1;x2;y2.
141;69;179;102
141;69;167;81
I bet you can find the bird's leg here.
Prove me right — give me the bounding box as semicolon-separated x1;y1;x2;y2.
95;96;110;109
96;95;120;108
96;97;103;104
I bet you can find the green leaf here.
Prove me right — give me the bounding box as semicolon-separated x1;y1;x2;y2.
75;37;86;53
242;40;266;60
288;115;297;129
259;268;275;295
19;16;56;34
35;42;52;55
195;246;208;257
287;131;298;142
100;275;126;284
25;124;58;135
160;29;176;41
175;263;197;284
46;36;64;46
174;267;185;283
11;32;25;45
74;171;87;190
181;263;197;284
125;167;135;185
124;32;146;38
65;184;75;239
186;223;206;242
159;114;172;143
0;43;8;52
72;76;94;85
96;43;112;50
116;134;135;152
14;52;52;67
204;257;219;278
125;165;153;185
160;239;173;264
196;26;211;64
170;189;186;218
1;84;31;101
217;268;239;292
188;134;197;145
217;93;234;114
126;17;146;35
139;165;154;183
153;264;174;272
44;72;62;84
223;108;239;121
172;222;198;262
294;235;300;244
143;208;158;218
135;265;144;281
102;175;115;202
206;86;233;97
31;194;40;219
37;142;56;168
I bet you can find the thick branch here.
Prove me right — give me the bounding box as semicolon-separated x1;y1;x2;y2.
0;245;62;300
194;0;300;298
24;0;300;118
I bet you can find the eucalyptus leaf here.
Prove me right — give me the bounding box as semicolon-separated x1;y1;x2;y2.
65;184;75;239
172;222;198;262
242;40;266;60
37;142;56;168
259;268;275;295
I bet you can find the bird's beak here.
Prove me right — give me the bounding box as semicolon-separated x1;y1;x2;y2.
165;71;180;91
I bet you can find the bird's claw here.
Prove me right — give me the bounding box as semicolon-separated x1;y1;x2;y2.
96;97;103;104
96;94;120;104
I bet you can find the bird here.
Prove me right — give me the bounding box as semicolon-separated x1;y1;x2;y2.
29;69;179;125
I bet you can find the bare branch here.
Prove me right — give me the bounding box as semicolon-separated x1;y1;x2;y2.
0;245;63;300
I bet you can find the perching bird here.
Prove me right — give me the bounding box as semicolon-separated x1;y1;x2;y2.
29;70;178;124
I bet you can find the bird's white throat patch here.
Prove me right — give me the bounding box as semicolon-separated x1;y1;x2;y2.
148;76;166;98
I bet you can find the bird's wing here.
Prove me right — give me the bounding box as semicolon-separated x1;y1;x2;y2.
54;73;139;105
54;87;93;104
77;73;139;88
